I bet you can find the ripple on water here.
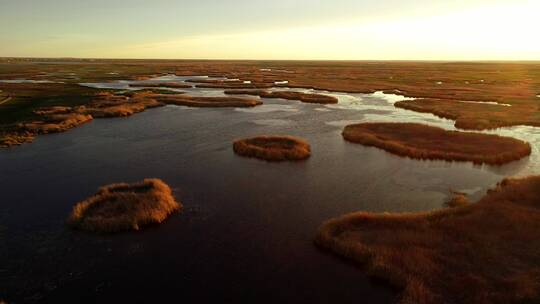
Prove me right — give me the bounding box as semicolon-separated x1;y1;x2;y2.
325;120;365;128
235;104;300;113
251;119;293;127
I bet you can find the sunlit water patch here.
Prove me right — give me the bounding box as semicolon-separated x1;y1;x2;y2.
79;75;540;177
457;100;512;107
235;104;299;113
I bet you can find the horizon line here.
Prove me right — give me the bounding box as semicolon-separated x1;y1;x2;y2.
1;56;540;63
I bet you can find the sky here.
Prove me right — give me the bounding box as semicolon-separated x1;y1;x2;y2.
0;0;539;60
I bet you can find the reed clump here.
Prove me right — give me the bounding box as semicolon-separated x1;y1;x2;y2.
68;178;181;233
233;135;311;161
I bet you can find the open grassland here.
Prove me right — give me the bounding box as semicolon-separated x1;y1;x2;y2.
1;59;539;139
233;135;311;161
395;98;540;130
342;123;531;165
68;178;181;233
316;176;540;304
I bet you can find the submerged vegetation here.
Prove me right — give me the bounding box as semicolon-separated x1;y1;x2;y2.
342;123;531;165
233;135;311;161
68;178;181;233
316;175;540;304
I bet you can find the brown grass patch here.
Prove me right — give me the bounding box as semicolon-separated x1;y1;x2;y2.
445;191;470;208
0;91;165;148
315;175;540;304
233;135;311;161
342;123;531;165
82;91;164;118
155;94;262;108
0;130;35;148
395;99;540;130
22;112;93;134
225;89;338;104
68;178;181;233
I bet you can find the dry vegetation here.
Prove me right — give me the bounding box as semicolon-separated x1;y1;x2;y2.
68;178;181;233
129;82;192;89
395;98;540;130
342;123;531;165
316;175;540;304
224;89;338;104
233;135;311;161
1;60;540;147
154;94;262;108
0;91;165;148
445;191;470;208
169;61;540;130
83;91;164;118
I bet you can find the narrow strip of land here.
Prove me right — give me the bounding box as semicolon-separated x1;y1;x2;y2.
0;96;12;106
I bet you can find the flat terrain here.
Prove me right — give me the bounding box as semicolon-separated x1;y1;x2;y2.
1;59;539;129
1;59;539;304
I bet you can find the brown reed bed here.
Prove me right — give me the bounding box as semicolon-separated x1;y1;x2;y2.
316;175;540;304
155;94;262;108
225;89;338;104
342;122;531;165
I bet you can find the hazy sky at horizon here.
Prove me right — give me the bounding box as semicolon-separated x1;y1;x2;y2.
0;0;538;60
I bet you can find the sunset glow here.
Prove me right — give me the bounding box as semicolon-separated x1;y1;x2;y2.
1;0;538;60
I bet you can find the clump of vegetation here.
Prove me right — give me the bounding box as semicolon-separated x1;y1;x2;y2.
395;98;540;130
0;129;35;148
445;191;470;208
316;176;540;304
0;91;166;148
83;91;164;118
233;135;311;161
22;105;94;134
155;94;262;107
342;122;531;165
68;178;181;233
225;89;338;104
